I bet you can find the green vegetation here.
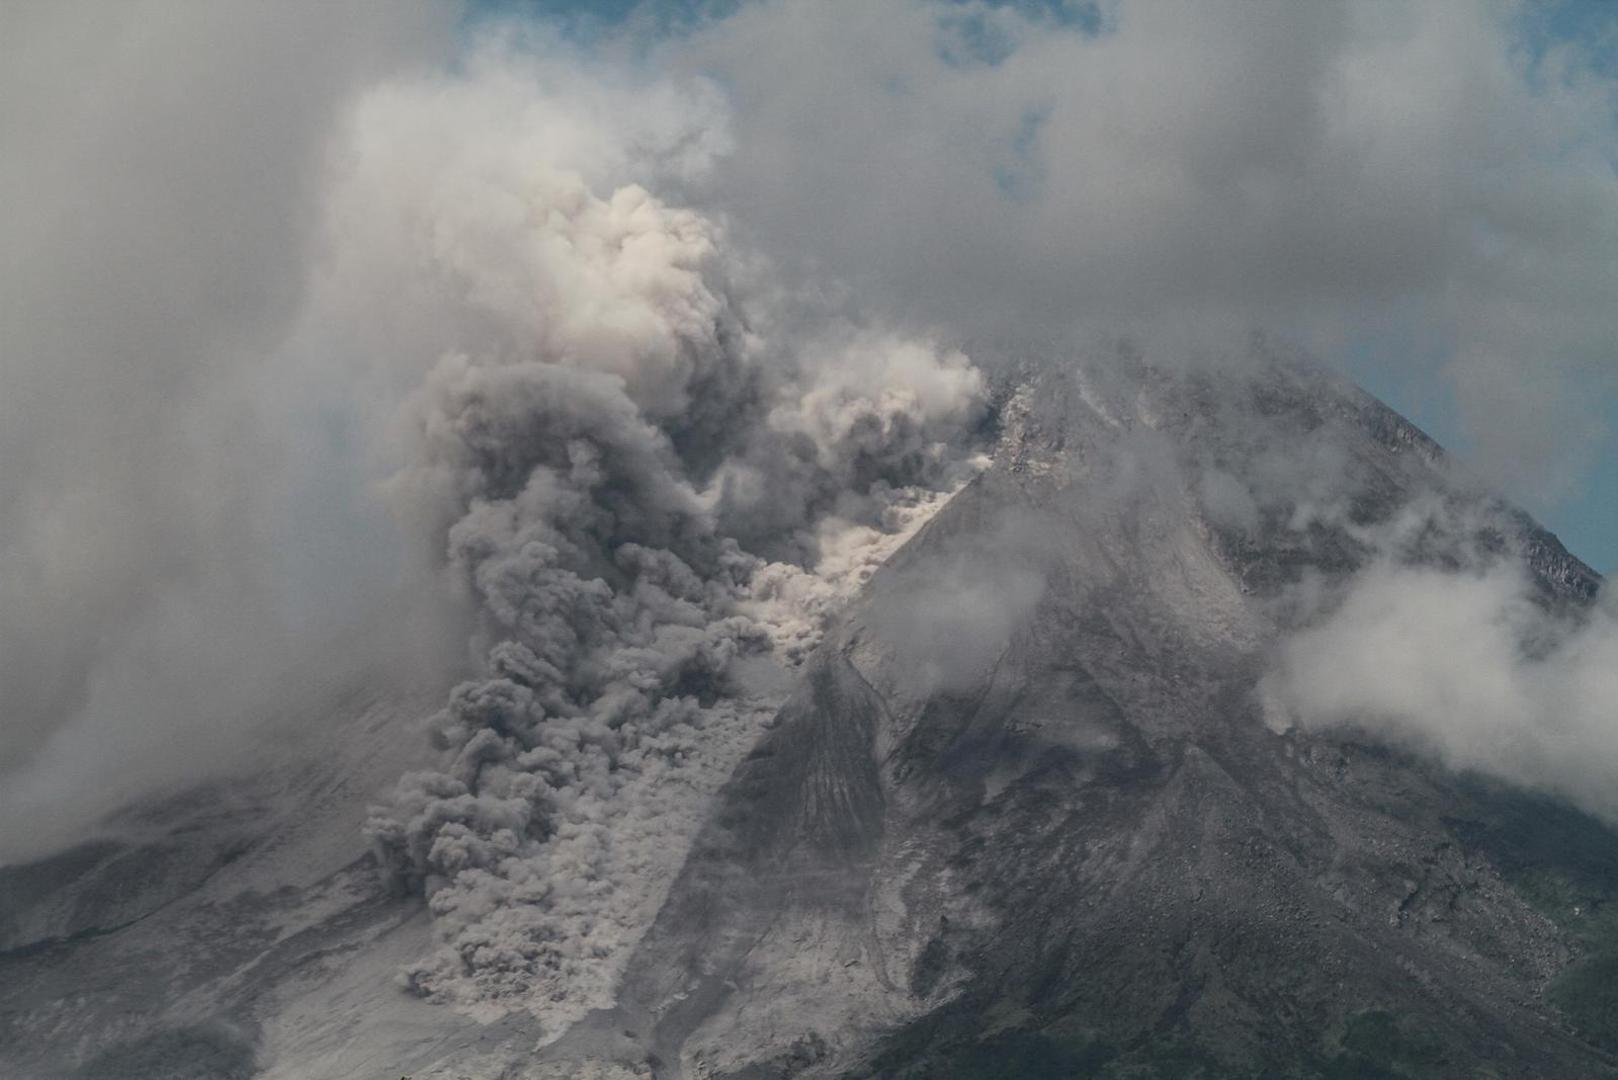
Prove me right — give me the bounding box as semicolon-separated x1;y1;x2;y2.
861;1014;1119;1079
1552;951;1618;1053
1513;869;1618;1051
1451;780;1618;1053
860;1013;1456;1079
1316;1009;1447;1079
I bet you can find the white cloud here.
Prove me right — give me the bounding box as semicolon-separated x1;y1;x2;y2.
662;0;1618;503
0;0;459;858
1265;560;1618;823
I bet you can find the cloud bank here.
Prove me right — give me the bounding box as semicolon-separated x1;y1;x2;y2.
0;0;460;859
663;0;1618;508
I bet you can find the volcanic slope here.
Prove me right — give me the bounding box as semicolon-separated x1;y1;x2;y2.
0;671;528;1080
541;353;1618;1079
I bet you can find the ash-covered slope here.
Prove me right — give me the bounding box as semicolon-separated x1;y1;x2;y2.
542;355;1617;1079
0;674;531;1080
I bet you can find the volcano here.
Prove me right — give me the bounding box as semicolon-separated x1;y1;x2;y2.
4;354;1616;1080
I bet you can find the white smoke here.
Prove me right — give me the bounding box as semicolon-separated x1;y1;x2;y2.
1262;492;1618;824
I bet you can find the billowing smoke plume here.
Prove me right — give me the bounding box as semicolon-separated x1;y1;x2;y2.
346;44;987;1030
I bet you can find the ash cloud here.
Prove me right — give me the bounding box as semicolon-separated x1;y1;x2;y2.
344;41;989;1029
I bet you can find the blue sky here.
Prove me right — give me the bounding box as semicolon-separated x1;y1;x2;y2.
1356;358;1618;575
1357;0;1617;573
1496;0;1618;571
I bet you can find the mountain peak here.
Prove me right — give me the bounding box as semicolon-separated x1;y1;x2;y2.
534;356;1617;1078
